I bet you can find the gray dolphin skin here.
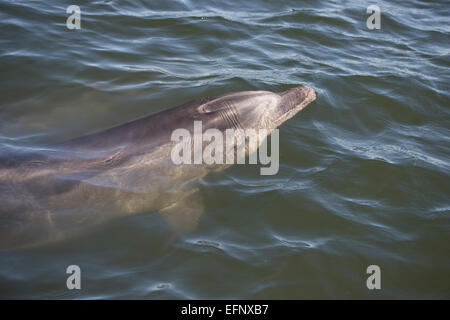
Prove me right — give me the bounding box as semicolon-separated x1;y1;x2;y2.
0;85;316;250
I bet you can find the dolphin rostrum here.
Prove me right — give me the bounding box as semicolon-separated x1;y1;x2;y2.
0;85;316;250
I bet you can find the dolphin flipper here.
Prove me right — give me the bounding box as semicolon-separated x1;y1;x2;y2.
159;187;204;234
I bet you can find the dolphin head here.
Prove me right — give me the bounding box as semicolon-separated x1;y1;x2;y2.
197;85;316;131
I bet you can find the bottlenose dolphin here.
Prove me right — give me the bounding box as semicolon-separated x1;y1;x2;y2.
0;85;316;250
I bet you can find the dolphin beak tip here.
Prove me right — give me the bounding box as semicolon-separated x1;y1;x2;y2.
295;85;317;107
307;86;316;102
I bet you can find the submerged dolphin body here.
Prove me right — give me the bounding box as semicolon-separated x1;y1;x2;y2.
0;85;316;249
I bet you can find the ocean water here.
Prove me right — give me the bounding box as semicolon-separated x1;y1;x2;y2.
0;0;449;299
